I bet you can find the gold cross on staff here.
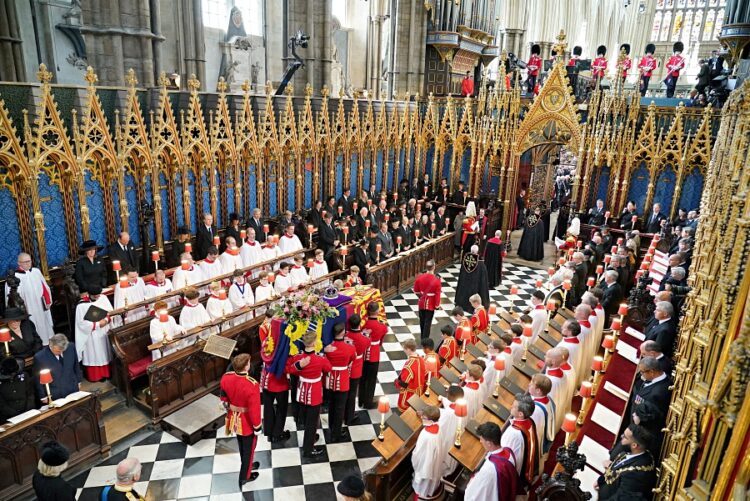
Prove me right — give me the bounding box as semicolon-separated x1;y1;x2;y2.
553;30;568;58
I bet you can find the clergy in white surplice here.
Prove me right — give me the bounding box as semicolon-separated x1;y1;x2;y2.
262;236;281;270
411;405;446;500
199;247;224;282
308;249;329;286
464;422;519;501
171;253;205;290
529;373;557;461
273;262;296;296
228;270;254;324
289;255;309;288
206;282;234;330
74;285;113;381
144;269;178;308
254;271;276;317
7;253;54;344
543;348;573;430
150;300;186;360
501;394;540;490
506;323;525;366
113;270;147;325
179;287;213;343
438;385;464;477
482;339;506;395
558;320;585;386
239;228;264;277
219;237;244;275
558;346;578;407
574;304;594;382
277;224;303;256
528;290;548;345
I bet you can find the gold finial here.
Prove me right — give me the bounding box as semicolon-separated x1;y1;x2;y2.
265;81;273;95
286;83;295;96
84;66;98;86
158;71;169;88
125;68;138;88
428;92;434;103
553;30;568;56
37;64;53;84
187;74;200;92
338;86;345;98
305;83;313;97
321;85;330;99
217;77;228;93
241;80;250;92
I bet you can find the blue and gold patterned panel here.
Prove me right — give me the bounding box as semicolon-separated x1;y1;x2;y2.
335;153;344;198
442;147;453;183
124;173;140;245
350;153;359;195
460;149;471;185
214;170;222;226
84;169;107;247
38;172;70;266
247;165;257;212
398;150;406;182
304;157;313;207
111;176;121;234
72;185;83;245
595;166;611;208
268;160;277;216
287;167;295;212
386;149;395;190
626;162;650;213
226;169;236;217
653;165;676;215
174;172;184;229
376;151;384;192
201;170;210;218
0;188;22;274
425;145;435;181
679;167;704;212
187;170;198;229
143;173;155;243
158;172;171;241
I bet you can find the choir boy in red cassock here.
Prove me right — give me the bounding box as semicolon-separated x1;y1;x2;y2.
469;294;489;340
396;339;426;411
437;324;459;365
220;354;262;488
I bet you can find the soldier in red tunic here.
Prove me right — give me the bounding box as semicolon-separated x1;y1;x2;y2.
413;259;442;340
619;44;632;83
396;339;426;411
286;331;332;458
664;41;685;98
638;44;658;97
360;302;387;409
325;323;356;442
438;324;459;365
220;353;262;487
258;311;291;444
527;44;542;95
345;314;370;425
592;45;608;82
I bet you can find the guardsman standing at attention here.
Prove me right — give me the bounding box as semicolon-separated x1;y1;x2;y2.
527;44;542;94
665;41;685;98
619;44;632;83
325;323;356;442
259;310;291;444
592;45;608;83
220;353;262;488
638;44;657;97
360;302;387;409
396;339;427;411
413;259;442;340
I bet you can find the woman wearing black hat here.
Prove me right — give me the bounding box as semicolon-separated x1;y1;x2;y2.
337;475;372;501
74;240;107;294
2;307;43;358
0;357;35;421
32;440;76;501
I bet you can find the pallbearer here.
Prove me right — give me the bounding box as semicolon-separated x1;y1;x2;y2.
345;315;370;425
325;323;356;442
259;310;291;444
396;339;426;412
360;302;386;409
220;353;262;488
413;259;442;340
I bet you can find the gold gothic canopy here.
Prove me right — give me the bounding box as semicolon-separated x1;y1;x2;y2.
0;53;716;276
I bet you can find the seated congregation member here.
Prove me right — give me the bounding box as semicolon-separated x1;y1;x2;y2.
179;287;211;337
262;236;281;270
219;237;244;275
74;240;107;294
411;405;446;500
32;440;76;501
0;357;35;421
254;271;276;315
113;269;147;323
206;282;234;328
75;285;113;381
502;393;540;491
396;339;426;411
326;323;357;442
33;334;81;403
345;315;370;425
596;424;657;500
437;324;458;365
200;246;224;280
240;227;264;274
2;307;43;358
172;253;205;289
464;422;518;500
278;223;304;255
228;270;254;324
289;254;309;287
274;262;296;295
150;300;186;360
529;374;556;456
360;302;387;409
645;301;678;357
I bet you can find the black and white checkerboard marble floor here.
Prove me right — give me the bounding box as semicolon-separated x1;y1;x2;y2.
70;260;545;501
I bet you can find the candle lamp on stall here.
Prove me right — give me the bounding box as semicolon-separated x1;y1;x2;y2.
459;326;472;361
563;413;577;445
151;251;160;270
610;317;622;345
39;369;55;407
586;276;595;290
240;229;246;242
185;242;192;253
453;398;468;447
375;243;382;264
576;240;583;249
591;356;604;396
521;323;533;361
545;300;556;332
603;254;611;265
547;266;555;277
596;264;604;281
0;328;10;355
308;224;315;247
558;256;566;267
577;381;593;425
535;278;543;289
263;224;269;240
617;237;624;246
617;303;628;332
424;355;438;397
377;396;390;440
562;279;572;306
492;356;505;398
601;335;615;371
159;309;171;345
395;235;402;253
112;260;121;281
342;225;349;245
610;245;618;255
213;235;220;246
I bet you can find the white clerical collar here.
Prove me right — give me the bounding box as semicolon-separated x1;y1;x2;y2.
644;372;667;386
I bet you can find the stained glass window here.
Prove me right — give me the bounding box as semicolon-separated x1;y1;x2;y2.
691;10;703;41
713;8;723;39
672;11;684;40
652;12;664;40
703;9;715;40
682;11;693;40
661;11;673;40
677;0;686;7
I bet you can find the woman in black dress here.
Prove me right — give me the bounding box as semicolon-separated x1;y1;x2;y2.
2;307;43;358
73;240;107;294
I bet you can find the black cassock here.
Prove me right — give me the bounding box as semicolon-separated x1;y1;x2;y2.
455;252;490;314
554;205;570;240
484;238;504;288
518;212;546;262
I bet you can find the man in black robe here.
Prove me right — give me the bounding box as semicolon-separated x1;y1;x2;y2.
483;230;504;288
455;245;490;314
518;207;546;262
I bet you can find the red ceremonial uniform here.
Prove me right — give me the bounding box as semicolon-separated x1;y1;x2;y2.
220;371;262;436
461;216;477;246
438;336;459;364
346;329;370;379
621;56;632;79
592;56;608;79
471;306;489;337
324;339;356;392
396;355;426;411
638;55;657;77
259;319;289;392
457;317;474;344
527;55;542;76
666;54;685;77
343;275;362;287
413;272;442;311
363;317;387;362
286;351;331;406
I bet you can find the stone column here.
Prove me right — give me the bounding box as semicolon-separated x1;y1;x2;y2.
0;0;26;81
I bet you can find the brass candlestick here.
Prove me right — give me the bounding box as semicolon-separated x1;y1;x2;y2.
592;372;603;397
378;416;386;441
492;372;501;398
45;383;55;408
425;373;431;397
454;419;463;448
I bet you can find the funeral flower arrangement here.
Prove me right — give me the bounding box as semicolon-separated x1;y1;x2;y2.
269;288;339;354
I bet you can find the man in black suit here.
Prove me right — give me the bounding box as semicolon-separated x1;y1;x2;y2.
640;340;673;374
247;208;265;243
619;201;639;231
337;188;354;216
600;270;623;326
376;222;394;258
223;212;242;252
109;232;139;274
434;178;450;205
645;203;667;234
352;239;369;283
355;207;376;236
451;180;467;206
588;199;606;226
621;357;671;446
572;252;588;300
645;301;678;356
515;189;526;230
318;213;339;266
195;213;217;260
596;424;657;500
33;333;81;403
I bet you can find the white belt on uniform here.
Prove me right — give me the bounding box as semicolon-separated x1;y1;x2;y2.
355;354;364;359
331;366;349;371
370;341;380;346
299;376;322;384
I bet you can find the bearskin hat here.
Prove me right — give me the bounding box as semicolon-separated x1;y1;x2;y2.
645;43;656;55
673;41;684;53
621;43;631;55
573;46;583;56
531;44;541;55
597;45;607;56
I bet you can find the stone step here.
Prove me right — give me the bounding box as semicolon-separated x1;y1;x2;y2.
103;404;151;447
99;391;126;415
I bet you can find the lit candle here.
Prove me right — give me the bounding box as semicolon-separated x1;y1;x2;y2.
39;369;53;385
494;356;505;372
384;213;390;222
307;224;314;234
416;203;421;212
119;276;129;289
0;327;10;355
617;238;624;245
423;186;428;195
352;202;358;211
510;285;518;295
611;245;618;254
218;289;227;300
562;279;572;291
522;324;533;338
547;300;556;311
445;217;450;227
604;211;610;219
558;257;566;266
592;356;603;372
601;335;615;351
267;273;275;283
586;277;595;288
151;251;160;262
430;223;436;231
263;224;269;234
307;258;314;268
159;310;169;323
367;199;372;207
576;240;583;249
112;260;121;271
596;265;604;275
337;206;343;215
453;398;468;447
375;243;382;253
213;235;220;246
548;267;555;276
610;318;622;331
181;260;189;270
563;413;577;444
579;381;593;398
488;304;497;315
341;247;348;256
618;303;628;316
343;226;350;235
396;236;402;246
377;396;390;440
425;355;438;376
604;255;611;264
393;193;398;201
535;279;543;288
631;215;637;223
240;229;247;240
185;242;192;253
